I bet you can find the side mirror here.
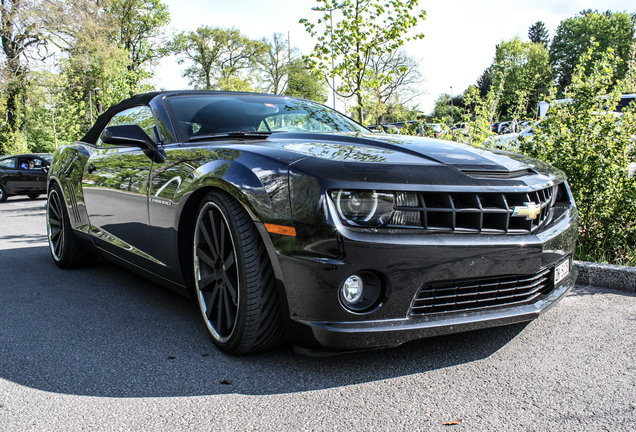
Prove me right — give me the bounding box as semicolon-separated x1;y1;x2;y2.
101;125;166;163
101;125;155;148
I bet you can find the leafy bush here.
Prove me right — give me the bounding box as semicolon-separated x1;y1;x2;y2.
520;45;636;265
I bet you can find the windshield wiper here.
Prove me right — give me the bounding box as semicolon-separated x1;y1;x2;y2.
187;131;275;142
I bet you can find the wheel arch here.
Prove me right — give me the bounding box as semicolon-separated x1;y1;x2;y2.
176;177;291;313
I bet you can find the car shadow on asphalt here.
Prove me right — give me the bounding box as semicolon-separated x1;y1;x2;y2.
1;245;529;398
0;234;47;245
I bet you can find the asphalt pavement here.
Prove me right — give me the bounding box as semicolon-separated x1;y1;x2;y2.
1;196;635;431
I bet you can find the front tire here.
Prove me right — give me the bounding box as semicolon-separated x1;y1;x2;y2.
0;185;7;202
27;194;41;200
193;191;284;354
47;184;97;268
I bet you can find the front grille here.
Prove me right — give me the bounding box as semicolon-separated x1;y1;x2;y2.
409;268;553;316
390;186;555;235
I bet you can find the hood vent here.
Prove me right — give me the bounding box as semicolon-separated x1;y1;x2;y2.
461;168;536;179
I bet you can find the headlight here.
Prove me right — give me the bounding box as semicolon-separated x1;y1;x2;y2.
331;189;394;227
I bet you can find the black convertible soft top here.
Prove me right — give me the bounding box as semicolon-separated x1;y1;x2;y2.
80;91;165;144
80;90;285;144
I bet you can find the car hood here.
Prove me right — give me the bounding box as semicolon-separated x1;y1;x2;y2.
265;132;557;176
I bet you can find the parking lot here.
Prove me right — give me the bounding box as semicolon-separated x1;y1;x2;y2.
1;196;635;431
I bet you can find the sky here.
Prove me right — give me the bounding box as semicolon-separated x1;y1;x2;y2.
152;0;636;114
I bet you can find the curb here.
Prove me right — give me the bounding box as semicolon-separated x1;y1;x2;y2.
574;261;636;293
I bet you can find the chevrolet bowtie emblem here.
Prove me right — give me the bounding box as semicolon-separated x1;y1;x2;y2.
512;202;541;220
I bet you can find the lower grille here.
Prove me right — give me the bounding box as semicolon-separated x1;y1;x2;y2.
409;268;554;316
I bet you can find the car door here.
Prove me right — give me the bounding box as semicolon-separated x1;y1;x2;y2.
81;106;159;267
0;157;19;193
16;157;48;192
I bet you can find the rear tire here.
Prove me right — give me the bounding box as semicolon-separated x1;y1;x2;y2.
0;185;7;203
193;190;285;354
46;184;97;268
27;194;41;200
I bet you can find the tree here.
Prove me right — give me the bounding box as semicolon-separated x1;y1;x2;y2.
284;58;328;103
488;37;552;118
476;69;493;98
258;32;292;94
0;0;46;154
170;26;266;91
42;0;132;133
301;0;426;123
528;21;549;46
550;10;636;95
521;44;636;265
432;92;463;123
364;49;424;124
107;0;171;95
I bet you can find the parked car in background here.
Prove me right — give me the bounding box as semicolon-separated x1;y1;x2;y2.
0;153;52;202
387;121;422;134
46;91;578;355
484;123;537;151
538;94;636;118
379;123;402;134
423;123;443;138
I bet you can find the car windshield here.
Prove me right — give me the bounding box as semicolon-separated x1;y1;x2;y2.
165;94;368;140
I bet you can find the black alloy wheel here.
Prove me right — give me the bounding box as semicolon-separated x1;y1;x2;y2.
193;191;284;354
47;186;65;262
0;185;6;203
46;184;96;268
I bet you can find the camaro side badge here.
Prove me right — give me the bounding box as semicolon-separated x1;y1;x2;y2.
149;197;172;206
512;202;541;220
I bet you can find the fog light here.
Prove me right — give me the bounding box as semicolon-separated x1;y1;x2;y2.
342;275;364;304
339;271;385;313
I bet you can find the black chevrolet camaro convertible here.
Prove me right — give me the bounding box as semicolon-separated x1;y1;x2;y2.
46;91;578;354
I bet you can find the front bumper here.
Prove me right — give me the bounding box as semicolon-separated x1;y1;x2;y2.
295;267;576;351
268;202;578;352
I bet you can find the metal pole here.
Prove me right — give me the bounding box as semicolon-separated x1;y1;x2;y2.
312;6;341;110
450;86;454;125
330;12;336;110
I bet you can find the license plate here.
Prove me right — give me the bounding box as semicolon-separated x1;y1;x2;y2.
554;258;570;286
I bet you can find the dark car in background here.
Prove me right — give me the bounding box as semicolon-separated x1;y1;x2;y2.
0;153;52;202
46;91;578;355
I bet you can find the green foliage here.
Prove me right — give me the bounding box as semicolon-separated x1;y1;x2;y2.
301;0;426;123
107;0;171;94
459;85;499;145
284;58;328;103
489;36;552;119
431;93;464;124
520;45;636;265
258;33;293;95
0;0;46;153
550;10;636;96
528;21;549;46
169;26;266;91
0;0;170;154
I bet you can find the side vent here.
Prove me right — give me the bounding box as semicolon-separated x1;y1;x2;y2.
67;184;82;224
